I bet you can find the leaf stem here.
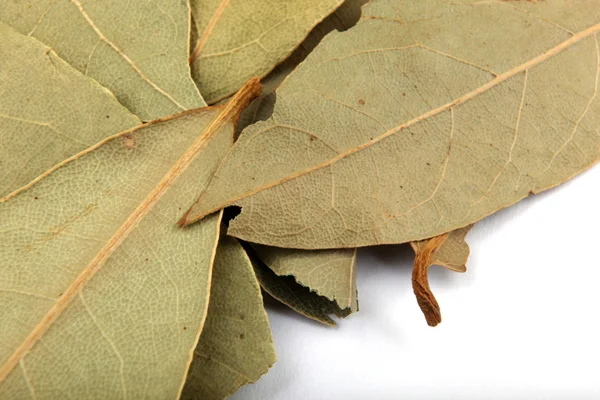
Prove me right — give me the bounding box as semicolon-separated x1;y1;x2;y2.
412;233;448;327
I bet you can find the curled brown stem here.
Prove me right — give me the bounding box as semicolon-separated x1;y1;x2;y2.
411;233;448;327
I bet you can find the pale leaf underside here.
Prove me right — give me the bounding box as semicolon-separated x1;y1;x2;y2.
182;0;600;250
0;0;205;120
233;0;368;316
0;69;261;397
244;244;352;326
0;23;141;198
253;244;358;311
237;0;369;132
189;0;342;104
182;236;276;400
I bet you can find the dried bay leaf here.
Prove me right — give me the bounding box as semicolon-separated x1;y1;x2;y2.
181;0;600;250
410;226;472;327
253;245;358;312
0;24;141;198
189;0;342;104
0;0;205;120
0;80;261;398
182;236;276;400
243;243;352;326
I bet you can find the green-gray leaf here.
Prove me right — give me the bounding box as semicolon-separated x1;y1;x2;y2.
0;23;141;198
245;244;352;326
237;0;368;132
0;76;261;398
0;0;205;120
253;245;358;311
182;0;600;249
182;236;276;400
189;0;342;104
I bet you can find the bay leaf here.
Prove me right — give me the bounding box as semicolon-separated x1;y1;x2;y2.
181;0;600;250
0;79;261;398
0;23;141;198
189;0;342;104
0;0;205;120
243;243;352;326
253;245;358;311
410;226;472;327
182;236;276;400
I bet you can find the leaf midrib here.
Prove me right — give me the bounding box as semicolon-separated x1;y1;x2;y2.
189;0;231;64
0;78;261;384
70;0;191;110
183;22;600;225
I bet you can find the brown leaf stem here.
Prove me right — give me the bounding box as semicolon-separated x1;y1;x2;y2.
412;233;448;327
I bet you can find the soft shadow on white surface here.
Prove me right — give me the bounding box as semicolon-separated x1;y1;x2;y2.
232;165;600;400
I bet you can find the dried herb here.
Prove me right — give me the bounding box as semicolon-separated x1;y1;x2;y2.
182;0;600;251
0;44;260;395
0;0;205;120
1;0;598;398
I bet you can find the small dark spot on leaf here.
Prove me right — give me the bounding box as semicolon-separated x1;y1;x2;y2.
183;326;187;330
106;115;110;119
358;99;365;105
240;313;245;320
34;196;38;200
402;92;406;97
309;135;316;142
145;258;149;262
427;162;431;166
239;333;245;339
370;137;373;140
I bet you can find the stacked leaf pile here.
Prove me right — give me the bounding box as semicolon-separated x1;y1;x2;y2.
1;0;599;398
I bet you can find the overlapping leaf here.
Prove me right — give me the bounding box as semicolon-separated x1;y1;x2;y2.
182;236;275;400
0;26;261;395
0;0;205;120
237;0;369;132
253;245;358;311
0;23;140;197
189;0;342;104
243;243;352;326
182;0;600;250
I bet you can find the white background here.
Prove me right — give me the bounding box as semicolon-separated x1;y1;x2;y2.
232;164;600;400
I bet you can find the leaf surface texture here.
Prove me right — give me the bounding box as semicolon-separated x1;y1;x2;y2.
253;245;358;311
182;0;600;249
189;0;342;103
245;244;352;326
0;0;205;120
182;236;276;400
237;0;368;132
0;24;141;197
0;78;261;398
